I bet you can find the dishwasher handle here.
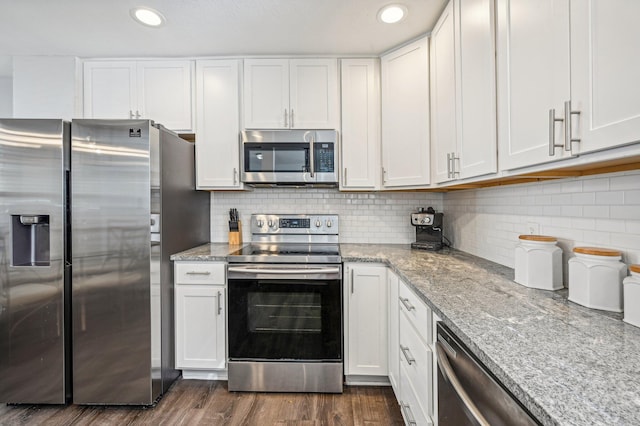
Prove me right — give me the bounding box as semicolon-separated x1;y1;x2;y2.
436;341;490;426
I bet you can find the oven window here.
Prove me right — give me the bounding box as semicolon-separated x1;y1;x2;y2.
228;279;342;361
248;292;322;333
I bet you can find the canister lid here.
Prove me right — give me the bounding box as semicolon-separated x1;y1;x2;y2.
518;235;557;242
630;264;640;273
573;247;622;257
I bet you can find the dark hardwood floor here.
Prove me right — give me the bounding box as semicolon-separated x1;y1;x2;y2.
0;379;403;425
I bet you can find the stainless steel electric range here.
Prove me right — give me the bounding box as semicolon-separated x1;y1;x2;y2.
227;214;343;393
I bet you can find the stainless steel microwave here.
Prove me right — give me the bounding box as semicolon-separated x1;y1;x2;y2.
240;130;338;186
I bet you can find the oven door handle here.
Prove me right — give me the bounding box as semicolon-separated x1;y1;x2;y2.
436;341;490;426
227;266;341;275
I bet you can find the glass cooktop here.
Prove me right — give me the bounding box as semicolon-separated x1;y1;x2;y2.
228;243;341;264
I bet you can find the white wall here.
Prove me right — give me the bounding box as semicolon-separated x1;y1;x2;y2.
12;56;81;119
210;189;443;244
0;76;12;117
444;170;640;278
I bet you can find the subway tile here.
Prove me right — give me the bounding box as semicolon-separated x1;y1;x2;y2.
595;191;624;205
625;190;640;205
611;205;640;220
610;173;640;191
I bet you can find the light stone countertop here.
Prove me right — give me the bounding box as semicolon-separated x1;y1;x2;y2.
172;242;640;426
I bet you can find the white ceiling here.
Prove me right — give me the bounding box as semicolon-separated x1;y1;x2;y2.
0;0;447;76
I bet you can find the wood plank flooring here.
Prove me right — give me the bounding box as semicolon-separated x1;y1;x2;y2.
0;379;403;425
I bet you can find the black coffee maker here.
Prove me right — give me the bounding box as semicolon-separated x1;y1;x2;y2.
411;207;444;251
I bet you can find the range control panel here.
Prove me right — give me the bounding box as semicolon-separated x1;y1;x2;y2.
251;214;339;235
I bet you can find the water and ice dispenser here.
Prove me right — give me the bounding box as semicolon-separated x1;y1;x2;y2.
11;214;50;266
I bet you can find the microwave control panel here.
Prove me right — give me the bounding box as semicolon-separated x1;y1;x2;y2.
315;143;335;172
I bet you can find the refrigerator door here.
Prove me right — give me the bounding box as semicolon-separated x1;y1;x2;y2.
71;119;157;404
0;119;70;404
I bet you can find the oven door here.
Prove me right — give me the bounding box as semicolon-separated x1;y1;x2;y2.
227;264;342;362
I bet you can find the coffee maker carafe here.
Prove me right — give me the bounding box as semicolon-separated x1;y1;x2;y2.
411;207;444;251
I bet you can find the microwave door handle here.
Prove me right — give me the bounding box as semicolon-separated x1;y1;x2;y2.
436;341;491;426
309;134;315;178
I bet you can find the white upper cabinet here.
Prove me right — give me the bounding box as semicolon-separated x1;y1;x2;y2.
381;37;431;188
83;60;194;132
455;0;497;179
340;58;381;190
430;1;458;183
243;58;339;129
569;0;640;155
497;0;640;170
497;0;572;170
195;59;242;190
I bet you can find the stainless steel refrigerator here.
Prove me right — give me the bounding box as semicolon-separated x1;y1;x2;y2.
0;119;71;404
0;119;210;405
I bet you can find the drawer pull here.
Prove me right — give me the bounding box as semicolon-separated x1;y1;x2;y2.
186;271;212;275
400;297;415;311
400;402;417;426
400;344;415;365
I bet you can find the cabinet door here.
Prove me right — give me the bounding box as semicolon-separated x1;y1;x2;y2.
289;59;339;129
83;61;136;119
340;59;381;190
345;264;388;376
570;0;640;154
381;37;431;188
137;60;194;132
243;59;289;129
175;285;226;370
457;0;497;179
430;1;458;184
496;0;571;170
195;59;242;189
387;269;400;395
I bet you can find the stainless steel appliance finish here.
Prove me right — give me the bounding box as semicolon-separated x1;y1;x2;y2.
436;323;539;426
227;213;343;393
241;130;338;186
0;119;71;404
228;362;343;393
71;119;209;405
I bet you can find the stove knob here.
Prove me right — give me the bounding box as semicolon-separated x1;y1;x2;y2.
326;219;332;228
315;220;322;228
268;220;274;228
257;219;264;228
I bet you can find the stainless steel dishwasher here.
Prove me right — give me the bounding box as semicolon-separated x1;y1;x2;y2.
436;323;540;426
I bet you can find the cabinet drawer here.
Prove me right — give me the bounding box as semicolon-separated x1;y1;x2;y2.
175;262;226;285
399;359;433;426
400;309;433;417
399;280;432;344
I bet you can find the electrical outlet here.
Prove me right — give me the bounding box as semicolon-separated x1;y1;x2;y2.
526;222;540;235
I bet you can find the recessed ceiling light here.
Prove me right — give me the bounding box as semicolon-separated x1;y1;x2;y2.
378;4;408;24
130;7;166;27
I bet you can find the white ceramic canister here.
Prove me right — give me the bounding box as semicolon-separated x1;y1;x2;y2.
623;264;640;327
568;247;627;312
514;235;563;290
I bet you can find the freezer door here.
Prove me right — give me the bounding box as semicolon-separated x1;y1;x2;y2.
0;119;69;404
71;119;157;404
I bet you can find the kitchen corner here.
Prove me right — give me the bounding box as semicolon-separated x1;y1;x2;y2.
174;242;640;426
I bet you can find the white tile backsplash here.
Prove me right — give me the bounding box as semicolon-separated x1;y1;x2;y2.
444;170;640;269
205;170;639;274
210;188;443;244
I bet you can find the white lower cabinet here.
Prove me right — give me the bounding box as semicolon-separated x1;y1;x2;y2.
344;263;388;382
388;270;400;395
396;276;435;426
174;261;227;379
